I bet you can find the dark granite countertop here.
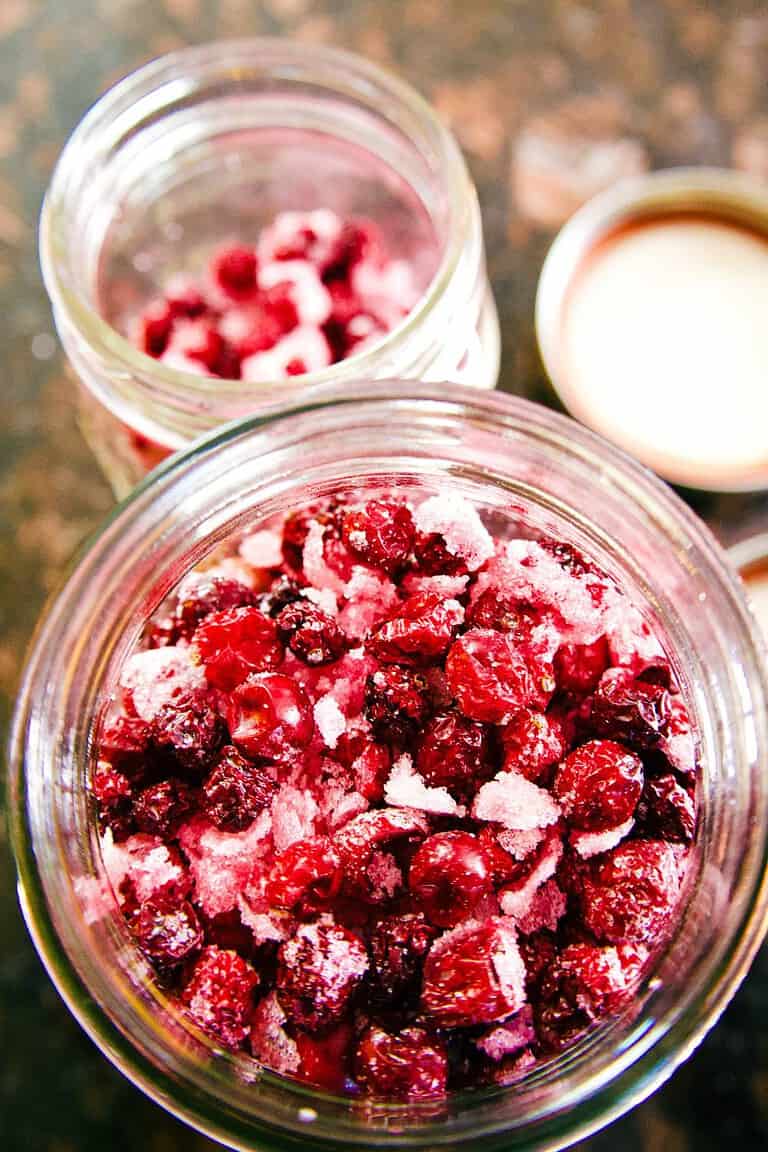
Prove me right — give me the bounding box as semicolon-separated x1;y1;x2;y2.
2;2;767;1149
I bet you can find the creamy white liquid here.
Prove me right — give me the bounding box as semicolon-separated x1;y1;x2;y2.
561;219;768;488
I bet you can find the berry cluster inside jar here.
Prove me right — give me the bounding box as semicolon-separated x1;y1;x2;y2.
90;490;697;1102
134;210;419;381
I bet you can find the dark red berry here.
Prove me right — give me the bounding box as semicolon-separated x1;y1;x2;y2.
466;588;541;636
212;245;258;301
413;530;468;576
579;840;681;944
181;945;259;1048
257;574;303;617
265;836;343;911
370;912;436;999
227;672;314;761
416;711;491;798
201;746;277;831
341;499;415;573
91;763;133;807
323;220;380;280
552;941;646;1016
354;1025;447;1101
276;922;368;1032
175;576;256;639
333;808;428;897
445;629;555;724
276;600;345;665
589;668;670;748
409;832;492;927
295;1022;354;1093
554;637;610;696
165;283;207;319
421;918;526;1028
364;664;431;746
194;606;283;691
134;894;203;966
139;300;173;357
153;696;224;773
133;778;194;837
371;592;463;666
636;774;696;843
553;739;643;832
99;713;152;774
501;708;567;781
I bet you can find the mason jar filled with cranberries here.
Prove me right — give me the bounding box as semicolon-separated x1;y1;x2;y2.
10;383;768;1151
39;40;499;496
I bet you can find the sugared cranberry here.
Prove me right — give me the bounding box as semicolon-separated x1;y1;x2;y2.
371;592;463;666
276;922;368;1032
413;530;468;576
542;541;597;579
409;832;492;927
266;836;343;912
354;1025;447;1101
295;1023;354;1093
227;672;314;760
466;588;539;636
421;918;526;1028
276;600;345;665
323;219;380;280
201;746;277;831
365;664;431;746
153;695;224;773
194;606;283;691
134;894;203;966
416;711;491;798
554;637;610;696
165;282;207;319
91;763;133;807
139;300;173;357
580;840;681;944
553;739;643;832
636;774;696;843
333;808;428;896
257;574;303;618
589;668;670;748
133;778;194;837
445;630;554;724
99;713;152;774
552;941;646;1016
175;576;256;639
341;499;415;573
212;246;258;301
501;708;566;781
181;945;259;1048
370;912;436;1000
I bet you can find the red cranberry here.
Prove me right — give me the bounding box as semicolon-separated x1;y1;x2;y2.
99;713;152;774
553;739;643;832
466;588;540;635
341;499;415;573
227;673;314;761
589;668;670;748
501;708;567;781
533;995;591;1053
364;664;431;746
580;840;681;944
134;894;203;966
636;774;696;843
257;574;303;618
371;592;463;666
265;836;343;912
445;629;554;724
421;918;526;1028
165;283;207;319
194;606;283;691
370;912;436;1000
476;826;522;886
201;746;277;831
323;220;380;280
212;246;258;301
553;942;646;1016
133;778;194;838
282;507;315;570
416;711;491;798
354;1025;447;1101
181;945;259;1048
276;600;345;665
152;695;224;773
139;300;173;357
276;922;368;1032
409;832;492;927
201;909;256;960
413;530;468;576
91;763;133;807
554;637;610;696
235;285;299;358
333;808;428;897
295;1022;354;1093
541;541;598;579
175;577;256;639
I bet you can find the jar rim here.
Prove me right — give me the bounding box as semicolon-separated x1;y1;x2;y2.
9;381;768;1149
39;38;477;406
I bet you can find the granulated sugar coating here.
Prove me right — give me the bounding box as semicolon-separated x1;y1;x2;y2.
90;490;698;1101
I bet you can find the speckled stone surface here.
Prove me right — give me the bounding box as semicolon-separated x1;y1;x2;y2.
2;2;768;1150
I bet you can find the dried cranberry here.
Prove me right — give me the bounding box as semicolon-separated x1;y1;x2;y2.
370;912;436;1000
341;499;415;573
476;826;523;886
134;894;203;966
133;778;194;837
276;600;345;665
323;220;380;280
501;708;566;781
201;909;256;959
409;832;492;927
175;576;256;639
227;672;314;760
99;713;152;774
364;664;431;746
139;300;173;357
91;763;133;807
445;629;554;724
534;995;590;1053
276;922;368;1032
165;283;207;319
466;588;540;635
295;1023;354;1093
257;574;303;617
553;942;645;1016
333;808;428;897
413;531;468;576
371;592;463;666
201;746;277;831
153;696;224;773
579;840;681;944
181;945;259;1048
589;668;670;748
554;637;610;696
282;508;314;569
518;929;559;998
421;918;526;1028
541;541;597;578
194;606;283;691
354;1025;447;1101
266;836;343;911
212;246;258;301
636;774;696;843
553;740;643;832
416;711;491;798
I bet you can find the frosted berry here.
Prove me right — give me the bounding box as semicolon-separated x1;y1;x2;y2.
181;945;259;1048
266;836;343;912
590;668;670;748
365;664;431;746
580;840;681;944
416;711;491;798
354;1025;447;1101
175;576;256;639
99;713;152;774
212;245;258;301
501;708;567;782
421;918;526;1028
636;773;696;843
201;746;277;831
409;832;492;927
153;695;224;773
370;912;436;1000
276;600;345;665
133;778;194;838
135;894;203;967
445;629;554;724
276;922;368;1032
227;672;314;760
553;739;643;832
341;499;415;573
195;606;283;690
413;530;468;576
295;1023;354;1093
554;637;610;696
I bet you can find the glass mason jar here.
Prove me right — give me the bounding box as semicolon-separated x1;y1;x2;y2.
39;39;500;496
9;382;768;1152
